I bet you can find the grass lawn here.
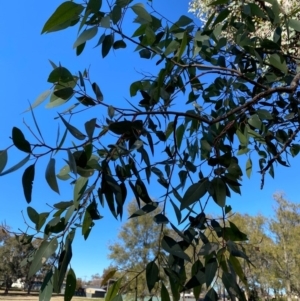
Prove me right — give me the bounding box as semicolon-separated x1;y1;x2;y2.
0;290;104;300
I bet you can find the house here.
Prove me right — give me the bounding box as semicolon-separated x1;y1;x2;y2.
85;287;106;298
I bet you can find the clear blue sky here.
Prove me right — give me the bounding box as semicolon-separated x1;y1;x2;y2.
1;0;300;280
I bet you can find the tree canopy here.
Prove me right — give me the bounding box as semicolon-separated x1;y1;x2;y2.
1;0;300;300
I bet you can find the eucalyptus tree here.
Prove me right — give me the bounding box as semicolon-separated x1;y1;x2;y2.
1;0;300;300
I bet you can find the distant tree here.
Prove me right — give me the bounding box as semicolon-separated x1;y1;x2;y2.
76;277;83;290
108;199;168;298
0;233;55;294
267;193;300;301
89;273;102;287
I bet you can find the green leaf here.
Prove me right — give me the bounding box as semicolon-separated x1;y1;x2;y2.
177;31;187;61
59;114;86;140
161;236;190;261
86;0;102;13
176;124;185;150
139;49;151;59
161;283;171;301
82;209;93;240
73;177;88;207
205;258;218;287
211;177;226;207
176;15;193;27
102;34;113;58
181;179;207;210
29;238;58;277
113;40;127;49
45;158;60;194
57;238;73;292
131;3;152;22
53;201;73;209
289;19;300;32
27;206;39;226
222;271;245;301
12;127;31;153
74;26;98;48
85;118;97;141
24;90;51;112
248;114;262;130
246;158;252;179
57;165;71;181
92;82;104;101
164;40;180;57
53;87;74;100
65;268;76;301
112;5;122;24
204;287;218;301
39;270;53;301
67;150;77;175
0;150;8;174
153;213;169;224
105;278;122;301
42;1;84;33
48;67;74;84
146;261;159;292
229;255;247;285
269;53;288;73
0;155;30;176
22;164;35;203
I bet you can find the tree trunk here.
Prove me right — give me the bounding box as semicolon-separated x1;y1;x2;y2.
286;279;292;301
27;280;33;294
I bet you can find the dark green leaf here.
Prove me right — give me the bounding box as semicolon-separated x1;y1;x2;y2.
57;238;73;292
176;124;185;150
246;158;252;179
112;5;122;24
153;213;169;224
22;164;35;203
161;236;190;261
161;283;171;301
59;114;86;140
53;87;74;100
39;270;53;301
86;0;102;13
139;49;151;59
181;179;207;210
85;118;97;141
113;40;127;49
0;150;8;174
92;82;104;101
205;258;218;287
12;127;31;153
0;155;30;176
211;177;226;207
45;158;60;194
42;2;84;33
102;34;113;58
27;206;39;226
65;268;76;301
204;288;218;301
146;261;159;292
